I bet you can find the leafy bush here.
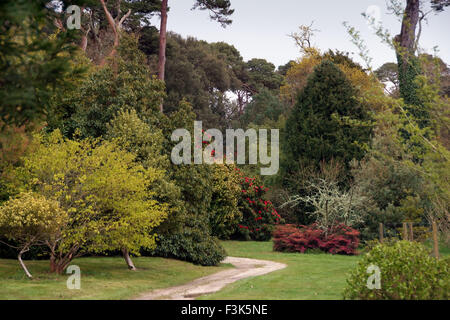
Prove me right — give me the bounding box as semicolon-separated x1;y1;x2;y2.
235;170;282;241
151;230;226;266
146;103;226;266
209;164;242;239
343;241;449;300
273;223;360;255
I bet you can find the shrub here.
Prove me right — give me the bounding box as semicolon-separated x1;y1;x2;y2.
151;230;226;266
282;177;367;232
343;241;449;300
235;170;283;241
273;223;360;255
209;164;242;239
146;103;226;266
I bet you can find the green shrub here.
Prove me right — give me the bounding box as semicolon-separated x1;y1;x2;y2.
146;103;227;266
343;241;449;300
209;164;242;239
151;230;226;266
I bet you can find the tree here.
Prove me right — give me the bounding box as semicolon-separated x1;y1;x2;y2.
66;35;165;138
157;0;234;112
0;192;67;278
241;89;287;127
50;0;161;62
280;49;379;109
282;60;372;189
245;58;284;93
149;33;238;128
149;102;226;266
282;178;366;235
375;62;400;96
392;0;449;126
393;0;422;107
0;0;81;128
209;164;241;239
14;130;168;273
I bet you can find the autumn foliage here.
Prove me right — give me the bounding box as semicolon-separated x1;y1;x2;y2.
273;224;360;255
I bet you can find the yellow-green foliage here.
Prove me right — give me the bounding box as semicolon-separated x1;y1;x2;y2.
280;49;385;112
106;108;167;170
210;164;242;239
0;192;67;246
106;108;181;229
15;130;168;258
344;241;449;300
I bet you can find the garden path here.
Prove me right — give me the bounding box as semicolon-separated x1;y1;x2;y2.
134;256;286;300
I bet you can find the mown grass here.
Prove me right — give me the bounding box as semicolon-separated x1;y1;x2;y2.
199;239;449;300
199;240;361;300
0;256;230;300
1;239;447;300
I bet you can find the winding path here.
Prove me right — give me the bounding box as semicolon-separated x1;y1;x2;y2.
135;256;286;300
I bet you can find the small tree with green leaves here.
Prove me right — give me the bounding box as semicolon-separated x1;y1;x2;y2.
0;192;68;278
15;130;168;273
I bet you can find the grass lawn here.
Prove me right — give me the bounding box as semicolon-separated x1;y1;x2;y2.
199;241;361;300
0;256;230;300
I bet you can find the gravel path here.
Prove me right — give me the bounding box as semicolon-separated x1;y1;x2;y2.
134;256;287;300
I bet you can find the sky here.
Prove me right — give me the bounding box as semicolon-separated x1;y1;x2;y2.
150;0;450;70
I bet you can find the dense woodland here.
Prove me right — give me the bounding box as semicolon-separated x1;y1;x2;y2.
0;0;449;292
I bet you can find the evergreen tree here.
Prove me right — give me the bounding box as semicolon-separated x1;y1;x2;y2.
282;60;372;190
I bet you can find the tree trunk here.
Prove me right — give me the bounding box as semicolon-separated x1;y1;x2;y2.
99;0;131;66
395;0;421;107
157;0;168;113
18;247;33;279
122;248;136;270
158;0;168;83
397;0;420;53
49;255;72;274
48;245;78;275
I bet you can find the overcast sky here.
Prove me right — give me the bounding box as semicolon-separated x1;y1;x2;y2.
151;0;450;70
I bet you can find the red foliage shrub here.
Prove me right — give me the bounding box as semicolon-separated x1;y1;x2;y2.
273;223;359;255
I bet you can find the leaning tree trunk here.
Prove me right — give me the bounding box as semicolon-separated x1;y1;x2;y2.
18;246;33;279
157;0;168;113
122;248;136;270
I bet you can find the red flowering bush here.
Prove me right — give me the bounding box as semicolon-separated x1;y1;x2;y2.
235;168;283;241
273;223;359;255
197;135;281;241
